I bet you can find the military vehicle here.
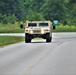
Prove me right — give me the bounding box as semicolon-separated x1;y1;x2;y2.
20;21;55;43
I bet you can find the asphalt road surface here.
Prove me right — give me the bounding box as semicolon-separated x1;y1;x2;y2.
0;33;76;75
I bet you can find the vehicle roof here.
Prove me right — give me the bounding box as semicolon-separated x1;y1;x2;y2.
26;20;52;23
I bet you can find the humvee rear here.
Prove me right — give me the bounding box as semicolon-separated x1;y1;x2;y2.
20;21;55;43
25;21;53;43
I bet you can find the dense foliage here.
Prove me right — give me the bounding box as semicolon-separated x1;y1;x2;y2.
0;0;76;25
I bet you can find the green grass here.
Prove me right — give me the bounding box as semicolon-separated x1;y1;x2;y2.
0;36;24;47
0;23;24;33
0;23;76;33
53;25;76;32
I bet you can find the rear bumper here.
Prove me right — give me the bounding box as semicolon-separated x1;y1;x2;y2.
25;33;52;39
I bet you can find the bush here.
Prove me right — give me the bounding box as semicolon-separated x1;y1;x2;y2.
25;10;44;21
63;20;67;25
2;14;18;24
53;25;76;32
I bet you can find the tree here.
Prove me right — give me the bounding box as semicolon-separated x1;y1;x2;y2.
0;0;76;25
25;9;44;21
41;0;65;21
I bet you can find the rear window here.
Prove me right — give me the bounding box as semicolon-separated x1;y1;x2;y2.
39;23;48;26
28;23;37;27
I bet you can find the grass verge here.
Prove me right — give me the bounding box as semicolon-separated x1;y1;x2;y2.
0;36;24;47
0;23;24;33
0;23;76;33
53;25;76;32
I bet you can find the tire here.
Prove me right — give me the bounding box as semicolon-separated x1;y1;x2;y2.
25;33;31;43
46;33;52;42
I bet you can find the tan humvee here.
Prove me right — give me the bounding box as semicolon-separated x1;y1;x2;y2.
20;20;55;43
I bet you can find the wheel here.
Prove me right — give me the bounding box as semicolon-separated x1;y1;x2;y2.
46;37;51;42
50;37;52;42
46;33;52;42
25;33;31;43
46;38;51;42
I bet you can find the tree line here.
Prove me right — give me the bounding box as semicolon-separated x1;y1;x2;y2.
0;0;76;25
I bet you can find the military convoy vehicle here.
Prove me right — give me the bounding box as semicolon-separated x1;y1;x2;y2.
20;21;55;43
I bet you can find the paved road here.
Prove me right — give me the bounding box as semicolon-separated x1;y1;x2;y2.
0;33;76;75
0;33;25;36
